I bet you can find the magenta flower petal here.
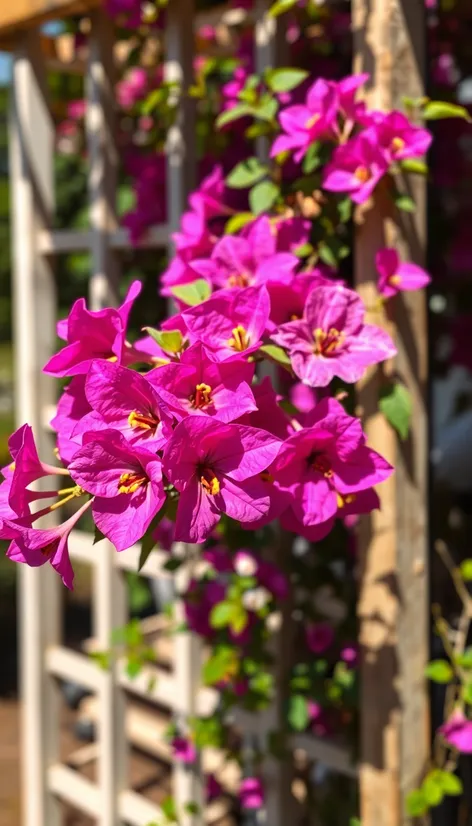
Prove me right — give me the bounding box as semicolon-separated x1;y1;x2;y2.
175;481;220;544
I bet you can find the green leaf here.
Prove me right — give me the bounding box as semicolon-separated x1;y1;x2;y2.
161;795;178;823
460;559;472;581
265;68;308;93
259;343;292;368
337;196;353;223
93;526;106;545
456;647;472;668
249;180;280;215
424;659;454;684
422;773;444;807
230;605;249;635
302;141;322;174
288;694;309;731
170;279;211;307
89;650;111;671
185;802;201;815
203;647;237;685
138;530;157;572
379;384;412;440
125;655;142;680
462;681;472;705
216;103;252;129
406;789;428;818
255;97;279;123
400;159;428;176
210;601;236;629
394;193;417;213
225;212;255;234
162;557;184;573
318;241;338;268
423;100;472;122
293;242;314;258
269;0;298;16
436;770;463;796
226;158;268;189
142;327;183;354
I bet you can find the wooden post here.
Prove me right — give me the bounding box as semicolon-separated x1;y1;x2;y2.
86;11;128;826
353;2;429;825
9;29;61;826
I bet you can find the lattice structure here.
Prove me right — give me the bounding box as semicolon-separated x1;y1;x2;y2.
6;2;430;825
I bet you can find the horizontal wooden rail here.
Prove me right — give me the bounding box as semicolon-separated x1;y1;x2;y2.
37;225;169;255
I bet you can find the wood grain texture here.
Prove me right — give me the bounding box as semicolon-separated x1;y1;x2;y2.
353;2;429;824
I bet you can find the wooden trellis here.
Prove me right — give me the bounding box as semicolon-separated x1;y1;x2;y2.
2;1;429;824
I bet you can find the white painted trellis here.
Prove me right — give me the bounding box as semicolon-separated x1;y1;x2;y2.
7;2;430;825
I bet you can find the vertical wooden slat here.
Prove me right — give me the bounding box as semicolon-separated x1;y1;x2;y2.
353;2;429;825
164;4;202;824
86;11;128;826
10;29;61;826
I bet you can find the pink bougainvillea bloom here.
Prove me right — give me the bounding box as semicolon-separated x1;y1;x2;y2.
5;424;63;519
162;416;282;543
271;398;393;527
67;99;86;120
184;578;226;638
239;777;264;810
271;78;339;161
182;285;271;363
340;645;358;667
152;517;176;553
50;377;93;465
45;281;141;377
280;507;335;544
206;773;223;802
4;499;91;590
69;431;165;551
376;248;431;298
269;215;311;253
73;361;173;449
191;217;298;290
374;111;432;163
171;736;197;765
269;271;333;327
322;130;389;204
237;376;292;441
148;342;256;424
336;72;369;121
306;622;335;654
272;283;396;386
439;710;472;753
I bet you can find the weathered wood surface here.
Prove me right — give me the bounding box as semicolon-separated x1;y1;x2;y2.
353;1;429;825
0;0;100;41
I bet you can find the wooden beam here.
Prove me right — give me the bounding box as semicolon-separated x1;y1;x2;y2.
0;0;100;43
353;2;429;825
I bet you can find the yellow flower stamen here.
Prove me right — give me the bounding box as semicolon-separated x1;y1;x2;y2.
190;383;212;409
128;410;158;431
391;136;405;153
200;468;220;496
228;325;250;352
313;327;344;356
354;165;370;183
118;472;147;494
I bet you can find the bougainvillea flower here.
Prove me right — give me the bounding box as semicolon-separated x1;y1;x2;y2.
171;736;197;765
6;424;64;518
69;431;165;551
375;110;432;163
162;416;282;543
239;777;264;810
116;67;148;109
147;342;256;423
376;248;431;298
73;361;173;449
271;398;393;527
182;285;271;363
269;215;311;253
45;281;142;377
191;217;298;291
336;72;369;121
280;507;335;543
322;131;389;203
4;498;91;590
439;710;472;753
271;78;339;161
237;376;292;441
269;271;333;327
183;578;226;638
306;622;335;654
50;377;93;465
272;283;396;386
206;773;223;802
